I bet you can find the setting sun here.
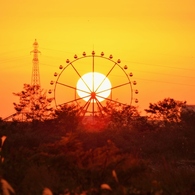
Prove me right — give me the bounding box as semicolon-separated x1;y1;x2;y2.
76;72;111;103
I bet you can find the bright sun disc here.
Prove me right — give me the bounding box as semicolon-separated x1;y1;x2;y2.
76;72;112;102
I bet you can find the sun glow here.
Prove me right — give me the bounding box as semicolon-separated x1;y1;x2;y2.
76;72;112;102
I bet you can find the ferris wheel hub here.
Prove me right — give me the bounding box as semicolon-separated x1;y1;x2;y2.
91;92;96;99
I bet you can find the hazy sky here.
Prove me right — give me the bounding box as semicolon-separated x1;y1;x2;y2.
0;0;195;118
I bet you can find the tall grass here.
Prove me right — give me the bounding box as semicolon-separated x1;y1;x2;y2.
1;136;15;195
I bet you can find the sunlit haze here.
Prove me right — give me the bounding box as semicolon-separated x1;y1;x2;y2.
0;0;195;118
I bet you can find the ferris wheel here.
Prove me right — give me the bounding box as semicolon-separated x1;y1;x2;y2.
49;51;138;117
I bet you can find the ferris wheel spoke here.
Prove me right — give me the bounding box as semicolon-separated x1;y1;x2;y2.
95;87;111;95
95;93;109;101
95;62;117;93
102;96;128;106
79;98;92;116
95;98;106;116
92;55;95;92
95;82;130;96
96;99;105;109
110;82;130;90
92;99;94;116
57;81;91;94
58;94;91;107
70;62;92;92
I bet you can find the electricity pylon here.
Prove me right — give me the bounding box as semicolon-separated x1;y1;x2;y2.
31;39;41;86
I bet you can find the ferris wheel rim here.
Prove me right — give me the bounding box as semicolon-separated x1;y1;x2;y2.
51;51;138;116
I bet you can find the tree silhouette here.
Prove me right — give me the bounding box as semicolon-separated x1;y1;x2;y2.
104;101;140;130
53;104;80;133
13;84;54;121
181;106;195;127
145;98;186;127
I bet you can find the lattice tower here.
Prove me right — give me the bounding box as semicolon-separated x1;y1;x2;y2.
30;39;41;86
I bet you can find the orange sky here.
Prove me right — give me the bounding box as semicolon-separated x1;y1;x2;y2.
0;0;195;118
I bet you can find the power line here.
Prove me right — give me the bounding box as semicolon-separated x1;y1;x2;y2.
130;69;195;80
0;55;29;63
126;60;195;72
1;48;195;88
39;60;195;88
0;64;28;71
135;77;195;87
39;47;74;54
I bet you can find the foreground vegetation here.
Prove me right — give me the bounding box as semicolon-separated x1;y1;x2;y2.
0;86;194;194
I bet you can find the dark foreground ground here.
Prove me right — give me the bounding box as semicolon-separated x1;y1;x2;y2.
0;120;194;195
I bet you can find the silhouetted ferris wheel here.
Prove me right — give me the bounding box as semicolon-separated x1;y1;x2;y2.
49;51;138;117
